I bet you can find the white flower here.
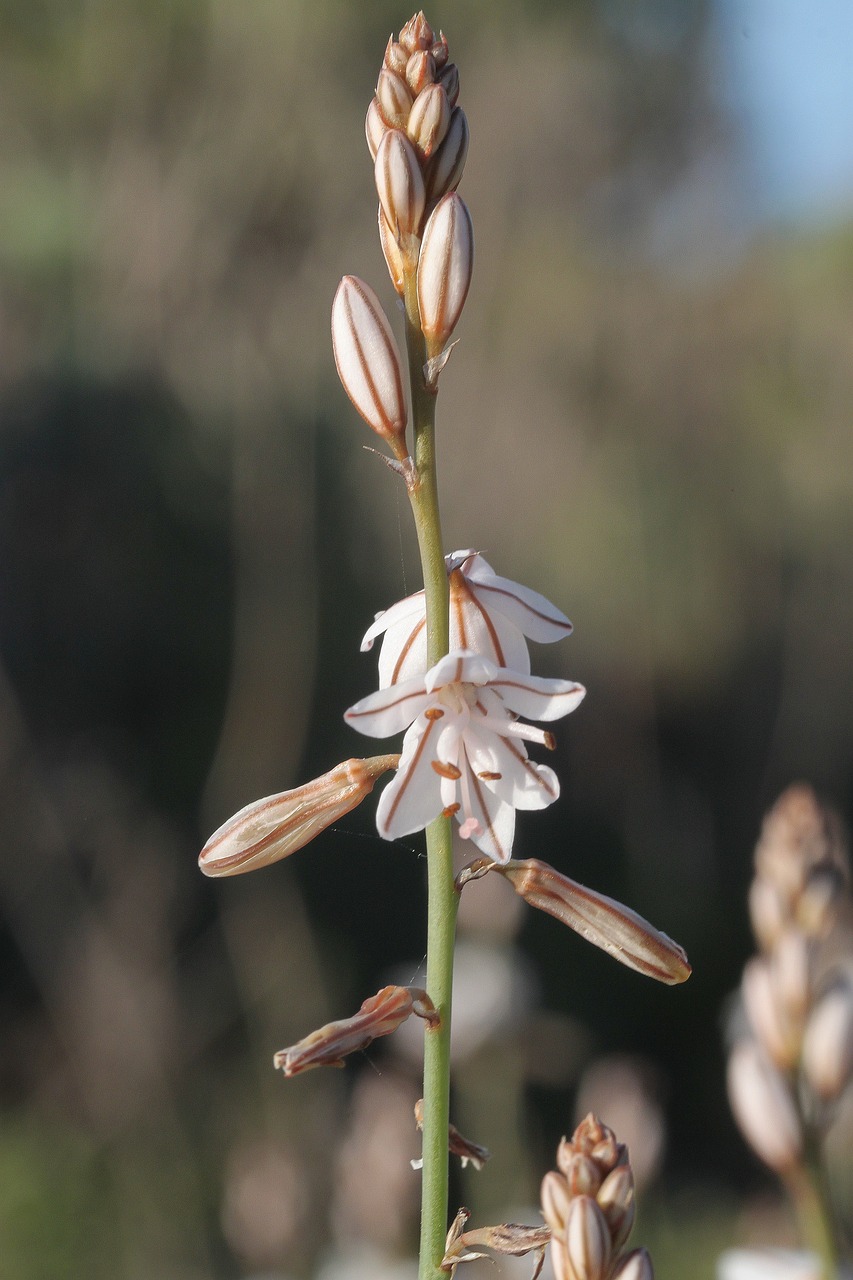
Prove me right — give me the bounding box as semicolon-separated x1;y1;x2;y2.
361;550;573;687
344;650;585;862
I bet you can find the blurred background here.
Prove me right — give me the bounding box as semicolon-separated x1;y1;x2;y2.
0;0;851;1276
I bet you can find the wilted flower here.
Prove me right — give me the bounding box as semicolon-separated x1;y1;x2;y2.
274;985;437;1077
361;550;573;687
345;650;584;863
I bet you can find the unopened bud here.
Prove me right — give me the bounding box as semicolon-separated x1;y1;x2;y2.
366;97;388;161
748;876;788;951
727;1039;802;1174
596;1164;635;1252
742;956;801;1070
564;1153;603;1198
406;49;435;94
399;11;434;54
199;755;398;877
383;38;408;77
798;863;846;937
431;34;449;69
331;275;408;457
425;106;469;203
375;128;426;239
541;1171;572;1236
496;860;692;985
407;83;451;159
379;206;407;294
417;192;473;359
564;1196;612;1280
274;984;437;1076
438;61;460;108
801;979;853;1101
376;68;413;129
772;930;812;1021
611;1248;654;1280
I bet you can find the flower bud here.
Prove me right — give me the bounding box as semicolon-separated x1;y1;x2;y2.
417;192;474;358
742;956;801;1070
801;979;853;1101
399;11;434;54
564;1196;612;1280
376;68;413;129
727;1040;802;1174
383;37;408;77
199;755;398;877
375;128;426;239
406;49;435;94
541;1170;572;1236
331;275;408;456
438;61;460;108
596;1164;635;1252
772;929;811;1021
431;34;449;69
549;1237;572;1280
496;860;692;985
365;97;388;161
612;1248;654;1280
564;1153;603;1198
407;83;450;159
748;877;788;951
273;984;437;1076
425;106;469;202
379;206;407;295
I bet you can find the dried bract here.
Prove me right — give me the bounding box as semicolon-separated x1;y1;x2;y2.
199;755;399;877
418;193;474;359
332;275;408;457
274;984;437;1077
414;1099;492;1170
496;860;692;984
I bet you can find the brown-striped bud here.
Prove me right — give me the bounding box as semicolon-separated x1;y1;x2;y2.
366;96;388;161
742;956;801;1070
406;49;435;94
748;876;788;951
375;128;426;239
541;1170;573;1236
564;1196;612;1280
801;979;853;1101
611;1248;654;1280
399;11;434;54
199;756;399;877
496;859;692;985
407;83;451;159
596;1164;635;1253
727;1039;803;1174
274;984;437;1076
564;1153;604;1198
425;106;469;202
376;68;413;129
772;929;811;1021
378;206;407;295
431;34;449;69
417;192;473;358
383;37;408;76
331;276;408;457
438;61;460;108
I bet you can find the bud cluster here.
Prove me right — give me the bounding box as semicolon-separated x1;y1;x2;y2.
727;786;853;1175
332;12;474;460
540;1114;654;1280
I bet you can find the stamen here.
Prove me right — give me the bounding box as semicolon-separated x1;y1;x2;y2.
474;711;552;747
478;771;502;781
432;760;463;780
544;732;556;751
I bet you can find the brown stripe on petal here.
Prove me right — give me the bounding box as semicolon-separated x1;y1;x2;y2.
466;760;509;862
450;568;505;664
391;614;426;683
476;581;573;634
501;736;558;799
382;714;441;828
346;684;430;723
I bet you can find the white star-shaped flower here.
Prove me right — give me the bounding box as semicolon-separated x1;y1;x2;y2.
361;551;573;687
345;650;585;862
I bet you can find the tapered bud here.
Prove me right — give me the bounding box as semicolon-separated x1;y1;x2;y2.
425;106;469;201
399;11;434;54
772;930;811;1021
564;1196;612;1280
417;192;473;358
742;956;801;1070
406;49;435;94
379;206;407;294
366;97;388;161
274;984;437;1076
376;68;413;129
611;1248;654;1280
596;1164;635;1252
431;34;449;69
438;61;460;107
199;755;399;876
375;128;426;239
550;1238;571;1280
496;860;692;985
331;275;408;457
798;864;846;937
383;38;408;76
727;1040;802;1173
748;877;788;951
801;980;853;1101
407;83;451;159
541;1171;573;1236
564;1153;603;1197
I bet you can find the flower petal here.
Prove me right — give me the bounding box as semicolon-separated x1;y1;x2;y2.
488;670;586;722
376;713;445;839
425;650;499;692
344;676;431;738
456;750;516;863
464;556;573;643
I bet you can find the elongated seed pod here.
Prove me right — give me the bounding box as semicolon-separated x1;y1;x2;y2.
331;276;408;456
417;192;473;357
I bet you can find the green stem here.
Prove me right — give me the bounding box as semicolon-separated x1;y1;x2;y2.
786;1135;842;1280
402;274;459;1280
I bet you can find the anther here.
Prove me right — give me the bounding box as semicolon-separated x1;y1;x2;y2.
442;803;461;818
425;707;445;721
544;731;556;751
432;760;462;780
478;771;501;781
